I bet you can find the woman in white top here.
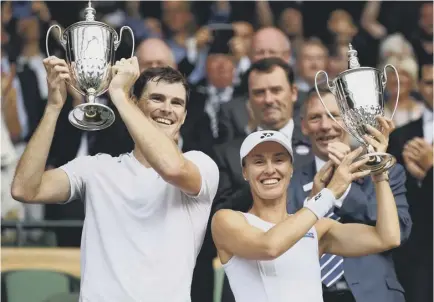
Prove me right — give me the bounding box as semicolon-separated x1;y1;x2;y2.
211;117;400;302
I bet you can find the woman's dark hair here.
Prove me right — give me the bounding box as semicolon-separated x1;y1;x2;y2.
132;67;190;105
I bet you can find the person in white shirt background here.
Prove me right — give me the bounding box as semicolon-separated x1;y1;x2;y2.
211;125;401;302
11;55;219;302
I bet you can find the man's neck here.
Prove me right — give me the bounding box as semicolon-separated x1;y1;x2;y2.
297;76;313;89
21;42;40;58
259;119;292;131
249;195;288;224
172;31;188;47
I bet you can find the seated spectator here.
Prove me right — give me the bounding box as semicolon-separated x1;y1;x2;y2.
295;38;329;94
388;63;433;302
410;2;433;68
278;7;304;66
327;43;348;79
384;56;425;128
378;33;416;68
327;9;379;67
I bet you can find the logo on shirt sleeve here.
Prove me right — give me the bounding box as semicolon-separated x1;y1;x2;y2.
303;231;315;239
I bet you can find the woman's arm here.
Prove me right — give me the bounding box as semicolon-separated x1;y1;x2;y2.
318;172;400;257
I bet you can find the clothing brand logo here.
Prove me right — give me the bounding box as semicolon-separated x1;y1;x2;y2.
304;232;315;238
260;132;274;139
314;192;322;201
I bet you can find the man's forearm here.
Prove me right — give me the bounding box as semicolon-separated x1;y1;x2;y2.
110;91;186;177
11;106;60;200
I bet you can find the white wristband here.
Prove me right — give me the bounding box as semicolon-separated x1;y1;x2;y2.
303;188;336;219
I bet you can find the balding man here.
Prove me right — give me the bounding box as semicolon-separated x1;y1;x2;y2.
249;26;291;64
135;38;177;72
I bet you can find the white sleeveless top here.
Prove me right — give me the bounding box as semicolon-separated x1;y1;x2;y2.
223;213;323;302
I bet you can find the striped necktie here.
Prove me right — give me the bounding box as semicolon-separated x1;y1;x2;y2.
205;91;222;139
320;209;344;287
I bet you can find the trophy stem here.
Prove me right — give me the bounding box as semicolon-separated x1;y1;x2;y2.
87;94;96;103
84;95;97;119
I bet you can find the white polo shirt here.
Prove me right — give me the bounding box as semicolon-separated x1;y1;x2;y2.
60;151;219;302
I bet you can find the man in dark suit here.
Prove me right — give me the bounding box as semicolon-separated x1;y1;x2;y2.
289;87;411;302
213;58;313;302
181;28;237;158
218;26;301;144
387;63;433;302
218;89;308;144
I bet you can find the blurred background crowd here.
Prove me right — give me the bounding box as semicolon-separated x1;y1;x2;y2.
1;1;433;302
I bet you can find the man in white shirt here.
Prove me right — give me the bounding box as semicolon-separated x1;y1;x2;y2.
11;56;219;302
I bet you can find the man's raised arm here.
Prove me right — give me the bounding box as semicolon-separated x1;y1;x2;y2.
108;58;212;196
11;57;72;204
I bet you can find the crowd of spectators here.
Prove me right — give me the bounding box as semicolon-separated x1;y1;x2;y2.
1;1;432;302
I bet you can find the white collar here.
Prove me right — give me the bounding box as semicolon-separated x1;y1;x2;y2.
258;119;295;142
295;78;311;92
423;107;433;123
314;156;326;172
207;85;233;103
17;54;44;65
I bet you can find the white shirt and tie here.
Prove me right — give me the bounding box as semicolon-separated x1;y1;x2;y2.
205;85;234;138
257;119;295;143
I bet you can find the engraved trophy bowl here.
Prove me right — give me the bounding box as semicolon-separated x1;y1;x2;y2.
45;1;134;131
314;44;400;173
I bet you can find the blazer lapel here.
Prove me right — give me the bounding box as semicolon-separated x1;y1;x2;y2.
301;160;317;194
287;160;316;214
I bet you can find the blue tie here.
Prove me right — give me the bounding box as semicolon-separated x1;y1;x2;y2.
320;209;345;287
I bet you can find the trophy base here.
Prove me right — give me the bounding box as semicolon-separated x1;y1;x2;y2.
358;152;396;174
69;103;115;131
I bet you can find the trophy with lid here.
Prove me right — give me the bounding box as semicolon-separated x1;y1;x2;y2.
314;44;400;173
46;1;134;131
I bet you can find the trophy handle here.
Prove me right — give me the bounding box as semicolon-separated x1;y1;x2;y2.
314;70;350;136
115;26;135;57
46;24;66;57
382;64;400;120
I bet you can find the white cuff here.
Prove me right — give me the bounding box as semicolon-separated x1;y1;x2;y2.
186;37;198;63
334;183;351;208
